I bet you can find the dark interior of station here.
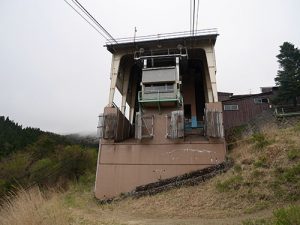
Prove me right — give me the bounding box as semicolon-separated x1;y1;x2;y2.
115;47;208;138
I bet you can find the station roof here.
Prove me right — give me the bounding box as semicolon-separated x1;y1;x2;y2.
105;29;218;53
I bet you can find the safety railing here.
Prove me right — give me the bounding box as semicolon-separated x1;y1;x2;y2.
138;90;183;105
106;28;218;45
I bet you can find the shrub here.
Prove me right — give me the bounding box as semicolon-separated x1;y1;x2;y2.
294;121;300;132
254;156;269;168
273;205;300;225
282;163;300;183
0;152;31;194
234;164;242;173
0;153;30;180
287;148;300;161
242;205;300;225
226;125;247;149
29;158;57;184
251;133;270;149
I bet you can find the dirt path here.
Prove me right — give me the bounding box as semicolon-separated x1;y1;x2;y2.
70;203;273;225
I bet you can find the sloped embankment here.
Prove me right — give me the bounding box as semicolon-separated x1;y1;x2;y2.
102;118;300;220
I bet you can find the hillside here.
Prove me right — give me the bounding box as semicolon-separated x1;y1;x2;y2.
0;116;45;157
0;116;98;197
0;117;300;225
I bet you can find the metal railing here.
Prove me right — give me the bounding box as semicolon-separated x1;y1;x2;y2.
106;28;218;45
138;90;183;104
274;105;300;117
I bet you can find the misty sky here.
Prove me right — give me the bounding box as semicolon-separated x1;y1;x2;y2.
0;0;299;134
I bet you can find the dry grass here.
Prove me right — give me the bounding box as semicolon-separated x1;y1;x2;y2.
0;187;124;225
102;120;300;218
0;187;70;225
0;119;299;225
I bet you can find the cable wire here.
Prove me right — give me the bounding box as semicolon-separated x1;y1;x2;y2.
192;0;196;36
71;0;118;44
190;0;193;35
195;0;200;31
63;0;112;43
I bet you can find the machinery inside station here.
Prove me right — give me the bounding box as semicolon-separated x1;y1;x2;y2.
98;43;223;142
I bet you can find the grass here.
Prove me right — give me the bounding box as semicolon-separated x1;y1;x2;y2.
1;117;300;224
271;163;300;201
254;156;269;168
0;186;125;225
287;147;300;160
216;175;243;192
0;187;70;225
251;133;271;149
243;205;300;225
97;118;300;219
244;201;270;214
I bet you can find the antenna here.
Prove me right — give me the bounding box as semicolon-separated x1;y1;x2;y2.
134;27;137;43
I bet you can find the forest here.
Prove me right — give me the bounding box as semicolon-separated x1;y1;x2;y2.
0;116;98;197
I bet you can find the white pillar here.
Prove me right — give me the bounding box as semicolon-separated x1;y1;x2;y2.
108;54;122;106
204;45;218;102
121;68;130;114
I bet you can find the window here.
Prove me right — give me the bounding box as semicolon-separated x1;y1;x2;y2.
254;98;269;104
224;105;239;111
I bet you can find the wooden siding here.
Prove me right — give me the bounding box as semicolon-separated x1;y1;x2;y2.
222;93;273;130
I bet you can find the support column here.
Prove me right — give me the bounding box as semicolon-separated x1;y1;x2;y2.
108;54;122;106
129;76;137;123
121;68;130;114
204;45;218;102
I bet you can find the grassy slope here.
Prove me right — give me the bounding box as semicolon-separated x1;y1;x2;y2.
1;118;300;225
102;119;300;218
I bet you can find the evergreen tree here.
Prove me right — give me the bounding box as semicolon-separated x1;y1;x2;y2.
274;42;300;106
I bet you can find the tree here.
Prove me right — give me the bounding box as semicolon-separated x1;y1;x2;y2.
274;42;300;106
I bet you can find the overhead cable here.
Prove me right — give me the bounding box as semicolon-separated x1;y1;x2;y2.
190;0;193;35
192;0;196;35
190;0;200;36
71;0;118;44
195;0;200;31
63;0;117;44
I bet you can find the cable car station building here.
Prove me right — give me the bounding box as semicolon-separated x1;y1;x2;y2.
95;29;226;200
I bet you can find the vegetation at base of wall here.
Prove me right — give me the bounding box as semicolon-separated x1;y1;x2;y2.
0;117;98;198
225;124;248;149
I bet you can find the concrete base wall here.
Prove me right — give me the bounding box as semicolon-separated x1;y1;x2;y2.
95;141;226;199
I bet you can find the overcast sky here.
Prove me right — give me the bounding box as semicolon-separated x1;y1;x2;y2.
0;0;299;134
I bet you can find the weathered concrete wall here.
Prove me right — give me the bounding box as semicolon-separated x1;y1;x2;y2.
95;141;226;199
